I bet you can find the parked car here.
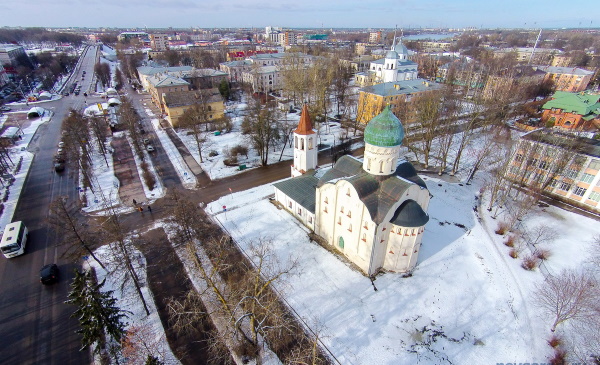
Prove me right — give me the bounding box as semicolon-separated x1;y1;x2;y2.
0;106;10;112
146;145;155;152
54;162;65;172
142;138;150;145
40;264;59;285
58;141;65;148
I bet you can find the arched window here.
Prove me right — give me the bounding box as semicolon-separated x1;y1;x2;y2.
337;217;342;225
361;233;366;242
301;138;304;150
346;188;351;197
308;137;313;149
338;237;345;249
379;160;384;173
340;206;344;213
207;105;212;111
348;224;352;232
324;197;328;204
347;210;351;218
367;158;371;171
294;136;298;148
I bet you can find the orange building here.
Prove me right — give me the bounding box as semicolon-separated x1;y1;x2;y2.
541;91;600;131
536;66;593;92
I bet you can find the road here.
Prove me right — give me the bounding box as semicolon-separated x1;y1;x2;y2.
0;45;99;365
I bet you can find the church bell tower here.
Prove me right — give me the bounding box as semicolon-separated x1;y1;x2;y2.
291;104;318;177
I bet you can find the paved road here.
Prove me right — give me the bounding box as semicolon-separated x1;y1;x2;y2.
0;45;99;365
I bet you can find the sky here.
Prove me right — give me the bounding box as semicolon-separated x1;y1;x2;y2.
1;0;598;30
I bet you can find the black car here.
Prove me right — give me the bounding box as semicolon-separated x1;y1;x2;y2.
40;264;59;285
54;162;65;172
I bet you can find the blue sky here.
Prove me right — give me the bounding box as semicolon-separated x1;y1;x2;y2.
1;0;598;29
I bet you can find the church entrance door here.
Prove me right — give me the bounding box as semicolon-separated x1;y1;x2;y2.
338;236;344;249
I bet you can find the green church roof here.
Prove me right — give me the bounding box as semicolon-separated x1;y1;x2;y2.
364;105;405;147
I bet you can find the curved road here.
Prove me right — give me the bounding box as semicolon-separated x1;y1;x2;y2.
0;45;99;364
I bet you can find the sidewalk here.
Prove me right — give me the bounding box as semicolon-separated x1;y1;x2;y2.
111;134;147;207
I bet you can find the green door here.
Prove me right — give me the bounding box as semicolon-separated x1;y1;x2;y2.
338;236;344;249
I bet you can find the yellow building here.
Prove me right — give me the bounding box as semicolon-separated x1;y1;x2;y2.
162;89;225;128
357;79;442;124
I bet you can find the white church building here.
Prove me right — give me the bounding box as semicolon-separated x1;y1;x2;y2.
274;105;430;276
355;38;418;86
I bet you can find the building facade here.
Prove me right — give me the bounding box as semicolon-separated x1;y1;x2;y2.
274;106;430;276
162;89;225;128
150;34;170;52
506;130;600;213
355;39;418;86
535;66;594;92
541;91;600;131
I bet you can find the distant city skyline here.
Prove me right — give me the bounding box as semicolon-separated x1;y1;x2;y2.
1;0;598;30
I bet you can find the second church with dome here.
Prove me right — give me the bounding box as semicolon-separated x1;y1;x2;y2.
274;105;430;276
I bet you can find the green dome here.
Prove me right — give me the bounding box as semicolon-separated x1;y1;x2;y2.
364;106;404;147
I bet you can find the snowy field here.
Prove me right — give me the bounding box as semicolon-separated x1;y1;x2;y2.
202;126;600;364
176;100;359;180
205;169;599;364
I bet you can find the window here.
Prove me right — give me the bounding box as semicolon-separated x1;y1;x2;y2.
538;161;549;170
580;173;594;184
559;182;571;191
294;136;298;148
379;160;384;173
348;224;352;232
362;233;366;242
363;221;369;229
323;207;328;213
367;158;371;171
346;188;351;197
288;201;292;208
588;191;600;202
337;217;341;225
347;211;352;218
308;137;313;149
298;208;302;214
588;160;600;170
301;138;304;150
324;197;328;204
515;154;524;162
573;186;587;197
308;216;312;223
549;179;559;188
340;206;344;213
565;169;578;179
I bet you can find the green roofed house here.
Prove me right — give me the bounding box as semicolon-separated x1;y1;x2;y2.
274;105;430;276
541;91;600;131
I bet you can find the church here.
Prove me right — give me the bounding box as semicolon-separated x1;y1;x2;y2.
273;105;430;276
355;38;418;86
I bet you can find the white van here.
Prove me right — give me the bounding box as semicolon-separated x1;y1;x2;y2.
1;221;28;258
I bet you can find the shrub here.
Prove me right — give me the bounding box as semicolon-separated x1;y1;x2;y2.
521;255;539;270
547;335;561;348
504;236;516;247
536;249;552;261
495;222;509;235
549;348;567;365
509;249;519;259
208;150;218;157
223;155;238;166
230;145;249;158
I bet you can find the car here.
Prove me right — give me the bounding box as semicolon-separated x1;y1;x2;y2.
140;128;146;134
0;106;10;112
58;141;65;148
54;162;65;172
83;92;87;97
142;138;150;145
63;92;69;96
146;145;155;152
40;264;59;285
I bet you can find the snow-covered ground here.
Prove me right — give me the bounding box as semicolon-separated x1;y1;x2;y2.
176;99;359;180
205;168;599;364
200;126;600;364
0;111;51;229
88;242;180;365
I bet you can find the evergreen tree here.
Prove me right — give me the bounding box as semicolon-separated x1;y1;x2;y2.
218;78;231;100
66;269;128;354
145;355;164;365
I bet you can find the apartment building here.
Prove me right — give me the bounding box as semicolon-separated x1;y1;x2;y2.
506;130;600;213
541;91;600;131
162;89;225;128
150;34;170;52
535;66;594;92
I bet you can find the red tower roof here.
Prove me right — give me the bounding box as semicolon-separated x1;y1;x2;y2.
295;104;315;135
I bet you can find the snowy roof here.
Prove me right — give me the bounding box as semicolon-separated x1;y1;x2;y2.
273;173;319;213
390;200;429;227
148;74;189;87
360;79;442;97
107;97;121;105
535;65;593;76
27;107;45;117
137;65;193;76
1;127;20;138
317;156;427;224
106;88;118;94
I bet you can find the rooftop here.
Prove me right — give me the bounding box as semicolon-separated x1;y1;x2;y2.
535;65;594;76
137;65;193;76
542;91;600;117
360;79;442;97
522;130;600;159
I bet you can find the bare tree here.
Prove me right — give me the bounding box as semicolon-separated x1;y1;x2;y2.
534;269;598;332
177;91;216;163
241;99;282;166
